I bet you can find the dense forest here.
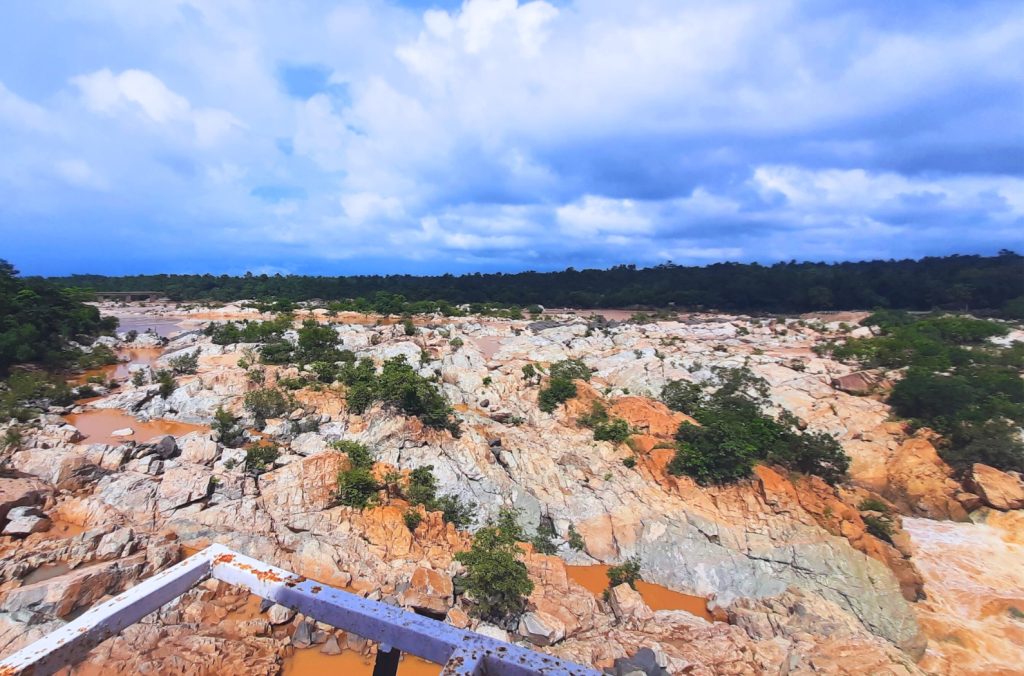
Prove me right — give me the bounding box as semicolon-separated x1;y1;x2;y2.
1;260;117;375
46;252;1024;315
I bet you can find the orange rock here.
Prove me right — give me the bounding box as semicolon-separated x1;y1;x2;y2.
608;397;697;438
967;463;1024;511
399;566;453;615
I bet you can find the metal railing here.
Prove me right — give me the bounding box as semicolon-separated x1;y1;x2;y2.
0;545;600;676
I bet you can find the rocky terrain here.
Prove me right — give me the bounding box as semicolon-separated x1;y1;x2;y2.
1;303;1022;674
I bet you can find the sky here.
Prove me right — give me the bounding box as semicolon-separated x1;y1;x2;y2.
1;0;1022;276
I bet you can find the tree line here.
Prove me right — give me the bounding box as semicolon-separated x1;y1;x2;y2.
45;251;1024;315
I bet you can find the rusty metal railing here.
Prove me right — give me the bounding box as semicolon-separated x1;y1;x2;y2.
0;545;599;676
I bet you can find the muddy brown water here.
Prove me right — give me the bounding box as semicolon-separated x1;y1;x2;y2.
63;409;207;446
566;564;713;621
284;648;439;676
70;347;164;385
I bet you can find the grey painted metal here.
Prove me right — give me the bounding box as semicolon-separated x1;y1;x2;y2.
0;548;213;676
205;545;600;676
0;545;601;676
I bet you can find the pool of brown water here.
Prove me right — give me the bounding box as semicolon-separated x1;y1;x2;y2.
566;564;712;621
284;648;440;676
63;409;207;445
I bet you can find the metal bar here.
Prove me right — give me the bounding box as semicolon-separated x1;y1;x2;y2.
0;548;214;676
372;646;401;676
0;545;601;676
206;545;599;675
441;647;487;675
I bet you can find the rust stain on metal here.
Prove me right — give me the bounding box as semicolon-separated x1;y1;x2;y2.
311;586;322;594
212;554;235;564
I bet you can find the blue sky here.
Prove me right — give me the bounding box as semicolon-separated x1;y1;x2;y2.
1;0;1022;276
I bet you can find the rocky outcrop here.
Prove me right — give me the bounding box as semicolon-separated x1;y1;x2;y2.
966;463;1024;511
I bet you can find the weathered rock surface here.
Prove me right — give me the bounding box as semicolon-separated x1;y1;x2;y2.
966;463;1024;511
2;306;997;674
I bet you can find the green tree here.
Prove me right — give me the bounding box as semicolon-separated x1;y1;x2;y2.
455;509;534;623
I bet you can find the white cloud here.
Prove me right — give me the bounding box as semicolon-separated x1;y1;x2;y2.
341;192;405;223
557;196;652;237
72;68;242;146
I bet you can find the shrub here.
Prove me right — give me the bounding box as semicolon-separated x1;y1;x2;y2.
661;379;705;414
124;329;138;342
455;509;534;623
167;348;200;375
521;363;539;383
407;465;438;507
549;359;590;382
131;370;146;387
259;341;294;365
156;370;176;399
667;368;849;485
434;494;477;529
76;344;119;370
531;520;559;555
245;445;279;474
213;406;244;448
333;440;380;509
405;464;477;528
295;320;341;364
404;510;423;531
538;376;578;413
335;467;381;509
339;356;459;434
593;418;631;443
449;337;463;350
243;388;290;423
858;497;889;513
623;456;637;469
567;524;585;551
402;317;416;336
606;556;642;592
863;514;894;543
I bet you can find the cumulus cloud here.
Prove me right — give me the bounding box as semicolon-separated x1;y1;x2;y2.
72;68;242;146
0;0;1022;274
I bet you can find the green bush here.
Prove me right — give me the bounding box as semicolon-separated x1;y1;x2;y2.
405;464;477;528
75;344;118;369
531;520;559;555
245;445;279;474
0;372;73;420
858;497;889;513
863;514;894;543
404;510;423;531
333;441;381;509
167;348;200;375
338;356;459;434
661;379;705;414
549;359;590;382
538;378;577;412
336;467;381;509
455;509;534;623
623;456;637;469
567;524;585;551
243;388;291;423
606;556;642;592
213;406;244;448
593;418;631;443
667;368;849;485
156;370;176;399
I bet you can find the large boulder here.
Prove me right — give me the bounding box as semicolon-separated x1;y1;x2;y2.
178;432;220;465
398;566;453;616
518;610;566;647
259;451;348;519
607;583;653;623
967;464;1024;511
0;475;51;526
157;465;212;513
2;506;51;536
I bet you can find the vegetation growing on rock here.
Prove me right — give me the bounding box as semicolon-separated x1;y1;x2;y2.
663;368;849;485
455;508;534;624
824;312;1024;474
